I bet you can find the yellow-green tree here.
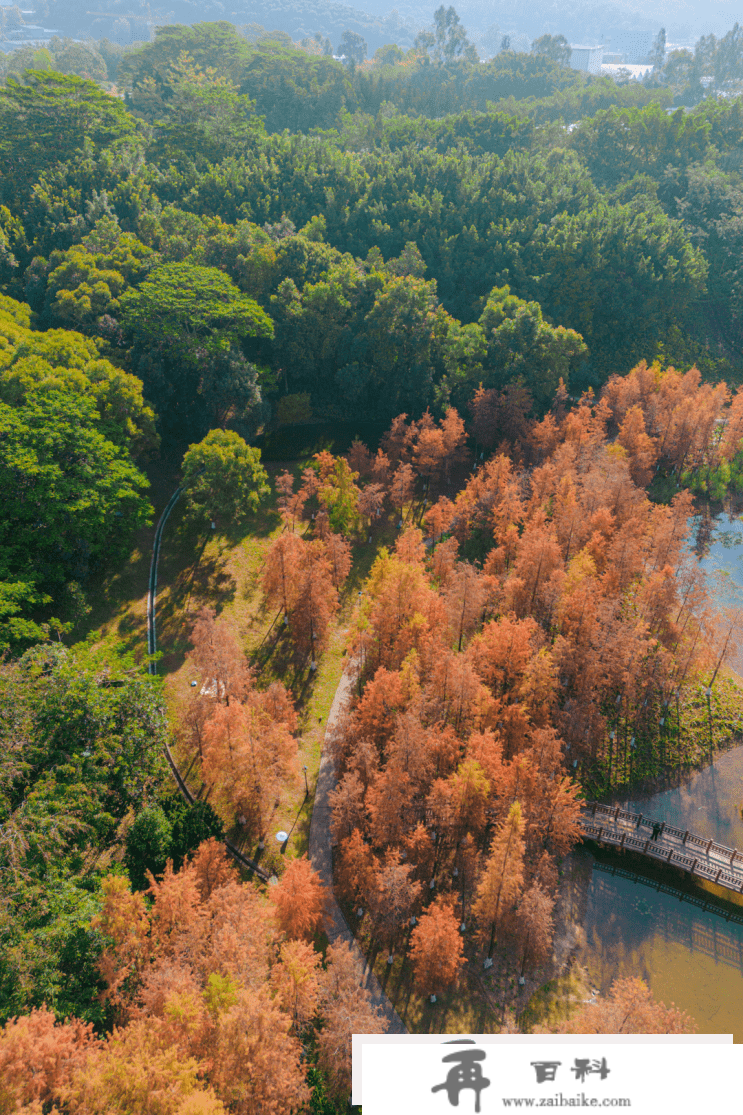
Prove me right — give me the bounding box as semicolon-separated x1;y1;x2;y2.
472;800;525;958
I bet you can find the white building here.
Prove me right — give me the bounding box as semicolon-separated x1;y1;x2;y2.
601;63;653;81
569;45;603;74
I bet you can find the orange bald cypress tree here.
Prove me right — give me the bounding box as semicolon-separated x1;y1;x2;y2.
275;470;307;530
617;405;658;487
188;606;252;704
445;561;488;651
269;939;322;1032
409;897;465;995
390;462;416;523
262;531;303;618
270;855;329;940
0;1008;96;1110
324;531;352;590
472;801;525;958
201;700;297;842
514;882;555;976
288;538;338;659
92;875;151;1010
548;977;696;1035
318;941;387;1101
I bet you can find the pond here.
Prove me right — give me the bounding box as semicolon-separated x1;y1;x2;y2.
694;509;743;674
565;509;743;1038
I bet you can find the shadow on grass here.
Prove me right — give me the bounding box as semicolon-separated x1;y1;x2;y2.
219;497;282;548
73;531;152;655
251;627;324;714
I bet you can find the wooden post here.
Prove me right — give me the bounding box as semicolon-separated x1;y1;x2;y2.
636;814;643;829
691;859;697;875
643;839;649;853
592;802;598;816
715;869;722;883
659;822;665;838
683;830;688;845
706;839;713;855
620;833;626;849
667;848;673;862
614;806;620;820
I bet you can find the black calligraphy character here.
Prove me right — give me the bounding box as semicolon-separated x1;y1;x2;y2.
572;1058;610;1082
432;1048;490;1112
531;1062;561;1083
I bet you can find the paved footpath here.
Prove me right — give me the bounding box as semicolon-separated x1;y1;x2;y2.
309;663;407;1034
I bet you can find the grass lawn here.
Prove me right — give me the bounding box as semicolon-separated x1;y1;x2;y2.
583;673;743;798
75;449;399;875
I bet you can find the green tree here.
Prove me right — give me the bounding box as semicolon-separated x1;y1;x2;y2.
339;31;367;67
0;296;153;639
153;53;265;164
168;799;225;868
0;71;138;209
0;205;27;293
124;805;172;890
181;428;270;530
0;579;51;655
531;35;571;66
433;6;477;64
0;641;168;1023
477;286;587;406
53;38;108;83
651;28;667;72
36;222;156;331
364;274;450;415
118;20;254;91
121;262;272;433
121;261;272;355
571;103;711;188
374;44;404;66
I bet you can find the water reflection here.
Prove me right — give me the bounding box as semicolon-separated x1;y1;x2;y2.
695;510;743;673
570;848;743;1038
564;511;743;1035
617;746;743;849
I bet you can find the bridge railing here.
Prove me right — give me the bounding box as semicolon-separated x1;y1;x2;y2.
581;802;742;862
579;804;743;895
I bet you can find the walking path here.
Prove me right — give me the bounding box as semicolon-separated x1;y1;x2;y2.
309;663;408;1033
148;487;405;1029
580;801;743;897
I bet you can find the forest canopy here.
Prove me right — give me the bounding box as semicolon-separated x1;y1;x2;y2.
0;14;739;1107
0;12;742;671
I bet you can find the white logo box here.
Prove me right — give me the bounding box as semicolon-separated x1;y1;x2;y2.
353;1034;735;1114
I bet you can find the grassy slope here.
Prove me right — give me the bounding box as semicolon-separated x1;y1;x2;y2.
76;451;397;873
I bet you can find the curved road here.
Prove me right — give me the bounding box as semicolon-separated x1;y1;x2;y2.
148;486;405;1031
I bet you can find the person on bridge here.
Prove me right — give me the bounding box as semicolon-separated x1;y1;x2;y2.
651;822;661;840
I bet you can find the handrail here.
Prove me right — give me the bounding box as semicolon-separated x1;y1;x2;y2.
580;802;743;898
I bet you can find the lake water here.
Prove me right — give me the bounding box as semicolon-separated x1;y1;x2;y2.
565;509;743;1038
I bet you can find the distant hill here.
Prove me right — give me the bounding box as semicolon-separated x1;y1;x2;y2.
19;0;420;54
6;0;742;62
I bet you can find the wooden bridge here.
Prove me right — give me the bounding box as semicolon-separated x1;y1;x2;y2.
580;802;743;898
